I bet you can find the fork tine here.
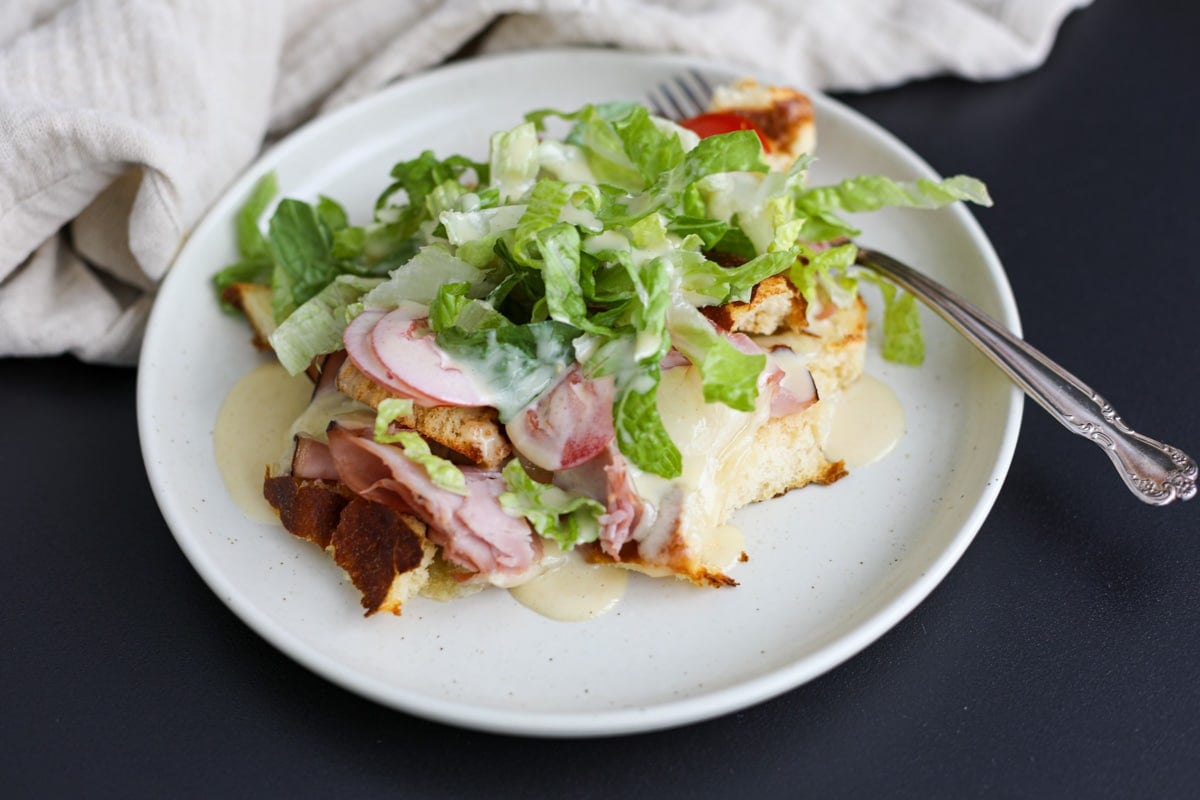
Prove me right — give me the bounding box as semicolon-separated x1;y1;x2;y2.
674;73;709;117
647;71;716;119
658;83;689;121
689;69;713;101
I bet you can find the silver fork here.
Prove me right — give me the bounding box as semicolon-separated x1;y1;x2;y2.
649;74;1196;505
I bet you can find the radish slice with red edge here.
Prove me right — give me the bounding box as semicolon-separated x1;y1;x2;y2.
370;303;489;407
343;308;445;406
506;367;616;471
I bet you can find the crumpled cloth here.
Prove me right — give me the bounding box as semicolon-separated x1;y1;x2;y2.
0;0;1090;363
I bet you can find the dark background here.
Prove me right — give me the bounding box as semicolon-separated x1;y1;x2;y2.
3;3;1198;797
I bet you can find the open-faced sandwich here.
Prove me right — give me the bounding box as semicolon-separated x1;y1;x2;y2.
215;79;989;616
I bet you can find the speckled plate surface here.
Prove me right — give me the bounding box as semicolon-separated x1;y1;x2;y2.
138;49;1022;736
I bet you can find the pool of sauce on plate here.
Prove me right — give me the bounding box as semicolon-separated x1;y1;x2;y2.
213;361;313;522
509;545;629;622
825;374;906;469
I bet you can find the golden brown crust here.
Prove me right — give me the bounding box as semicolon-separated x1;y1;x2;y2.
702;274;808;335
335;359;512;468
330;498;433;616
262;475;354;550
262;474;435;615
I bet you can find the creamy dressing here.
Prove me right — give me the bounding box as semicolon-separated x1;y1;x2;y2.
213;362;314;521
537;140;598;184
509;544;628;621
213;351;900;622
825;374;906;469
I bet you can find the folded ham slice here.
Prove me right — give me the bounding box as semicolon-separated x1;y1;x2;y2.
552;443;643;560
326;426;540;583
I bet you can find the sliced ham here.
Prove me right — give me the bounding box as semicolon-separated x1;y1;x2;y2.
505;366;615;471
552;443;642;560
598;447;642;559
326;426;540;582
291;437;341;481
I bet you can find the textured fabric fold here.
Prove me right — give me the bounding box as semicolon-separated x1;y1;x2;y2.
0;0;1090;363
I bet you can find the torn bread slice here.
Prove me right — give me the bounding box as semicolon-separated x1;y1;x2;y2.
584;283;867;586
221;282;276;351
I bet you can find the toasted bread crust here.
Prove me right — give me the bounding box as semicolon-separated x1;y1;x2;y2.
330;497;435;616
336;359;512;468
263;474;435;615
702;274;809;335
263;475;353;550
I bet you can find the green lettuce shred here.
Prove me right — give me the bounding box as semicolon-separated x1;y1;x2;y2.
499;461;605;550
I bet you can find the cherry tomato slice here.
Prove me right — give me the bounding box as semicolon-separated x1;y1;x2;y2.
678;112;772;152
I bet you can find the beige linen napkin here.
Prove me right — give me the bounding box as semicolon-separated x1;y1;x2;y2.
0;0;1090;363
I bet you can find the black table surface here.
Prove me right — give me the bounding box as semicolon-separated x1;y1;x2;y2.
4;3;1198;797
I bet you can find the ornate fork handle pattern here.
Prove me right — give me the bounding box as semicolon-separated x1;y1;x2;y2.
855;248;1197;505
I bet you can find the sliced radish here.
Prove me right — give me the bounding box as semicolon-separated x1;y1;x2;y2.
343;308;444;406
506;367;615;471
369;303;489;407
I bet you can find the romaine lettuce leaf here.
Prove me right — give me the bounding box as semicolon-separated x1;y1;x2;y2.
666;300;764;412
499;461;604;549
435;319;580;421
269;274;382;375
614;375;682;479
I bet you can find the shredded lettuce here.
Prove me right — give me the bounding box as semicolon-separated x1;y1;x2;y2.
213;171;278;311
666;299;765;412
613;376;683;479
792;173;992;242
269;274;382;375
434;319;580;422
498;461;605;549
859;273;925;365
376;425;468;495
372;397;467;494
217;98;992;482
373;397;415;441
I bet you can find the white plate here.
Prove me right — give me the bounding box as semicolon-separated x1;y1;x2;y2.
138;49;1022;736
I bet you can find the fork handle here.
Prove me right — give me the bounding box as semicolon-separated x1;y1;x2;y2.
855;247;1197;506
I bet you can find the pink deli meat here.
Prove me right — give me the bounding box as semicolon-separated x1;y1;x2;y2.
326;426;540;579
